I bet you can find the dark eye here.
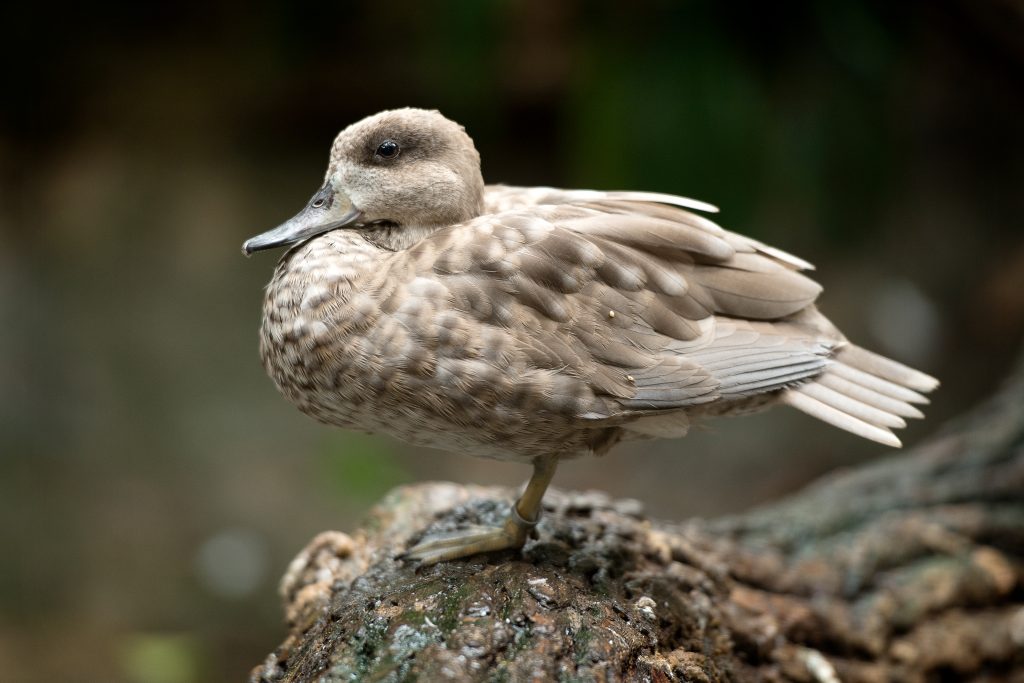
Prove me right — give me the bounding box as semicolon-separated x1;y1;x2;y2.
375;139;400;159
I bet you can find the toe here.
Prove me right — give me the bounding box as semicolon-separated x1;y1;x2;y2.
399;525;523;564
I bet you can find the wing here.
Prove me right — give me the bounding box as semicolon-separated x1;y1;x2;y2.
380;197;829;424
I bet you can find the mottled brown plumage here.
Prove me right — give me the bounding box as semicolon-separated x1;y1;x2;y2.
244;108;938;563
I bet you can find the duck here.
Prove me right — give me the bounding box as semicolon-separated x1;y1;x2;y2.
243;108;938;564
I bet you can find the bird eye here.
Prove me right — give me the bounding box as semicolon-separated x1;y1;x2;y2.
375;139;400;159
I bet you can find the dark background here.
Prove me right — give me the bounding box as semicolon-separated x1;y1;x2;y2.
2;1;1023;680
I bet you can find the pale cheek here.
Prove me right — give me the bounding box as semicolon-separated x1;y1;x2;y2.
332;163;465;223
401;165;462;206
332;168;383;214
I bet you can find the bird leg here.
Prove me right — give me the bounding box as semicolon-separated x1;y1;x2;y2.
400;457;558;565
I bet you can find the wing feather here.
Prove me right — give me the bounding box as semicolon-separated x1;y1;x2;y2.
463;186;938;443
399;200;835;421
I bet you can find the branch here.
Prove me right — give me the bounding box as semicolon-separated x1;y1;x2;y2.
250;360;1024;682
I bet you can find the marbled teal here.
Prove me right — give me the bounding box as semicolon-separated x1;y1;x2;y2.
243;108;938;564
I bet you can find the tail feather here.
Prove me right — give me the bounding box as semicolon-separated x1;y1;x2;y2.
797;382;906;429
828;363;930;405
840;344;940;393
816;373;925;419
782;390;902;447
783;344;938;447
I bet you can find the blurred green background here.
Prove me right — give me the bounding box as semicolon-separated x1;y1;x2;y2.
2;1;1023;680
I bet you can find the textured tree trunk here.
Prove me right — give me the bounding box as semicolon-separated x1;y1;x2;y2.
250;357;1024;683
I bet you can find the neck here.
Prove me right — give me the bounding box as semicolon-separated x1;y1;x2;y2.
359;223;442;252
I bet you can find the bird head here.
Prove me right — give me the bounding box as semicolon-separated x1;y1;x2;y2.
243;108;485;255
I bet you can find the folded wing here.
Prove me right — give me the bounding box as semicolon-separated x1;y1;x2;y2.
389;194;833;424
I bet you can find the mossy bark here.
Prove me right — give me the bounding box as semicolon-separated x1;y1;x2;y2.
251;358;1024;682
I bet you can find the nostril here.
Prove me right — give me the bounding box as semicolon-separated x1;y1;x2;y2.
312;198;326;208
